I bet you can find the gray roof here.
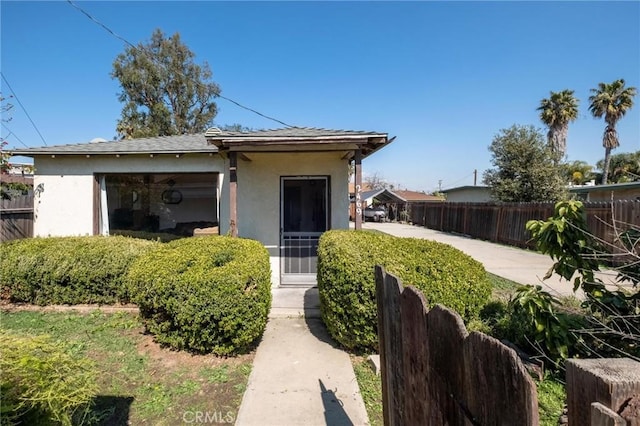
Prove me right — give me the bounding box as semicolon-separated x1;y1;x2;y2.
205;127;387;140
568;181;640;193
11;133;215;156
12;127;389;156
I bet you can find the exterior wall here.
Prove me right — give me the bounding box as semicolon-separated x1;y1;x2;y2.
33;173;95;237
32;154;225;237
572;187;640;202
235;152;349;287
444;187;492;203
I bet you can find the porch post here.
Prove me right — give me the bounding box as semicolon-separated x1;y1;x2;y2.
229;152;238;237
355;149;363;230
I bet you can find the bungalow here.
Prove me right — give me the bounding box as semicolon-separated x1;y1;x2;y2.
12;127;393;287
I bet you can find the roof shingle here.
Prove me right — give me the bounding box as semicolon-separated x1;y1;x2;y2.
12;127;388;156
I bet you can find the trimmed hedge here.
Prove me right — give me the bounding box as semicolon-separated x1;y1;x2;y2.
317;230;491;351
0;330;98;426
110;229;185;243
125;236;272;355
0;236;158;305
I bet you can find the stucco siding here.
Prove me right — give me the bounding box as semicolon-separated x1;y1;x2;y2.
445;187;492;203
33;173;95;236
235;152;349;286
236;152;349;243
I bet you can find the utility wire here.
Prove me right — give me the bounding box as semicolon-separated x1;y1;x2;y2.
442;171;475;190
1;72;48;146
66;0;295;128
216;94;292;127
1;123;31;149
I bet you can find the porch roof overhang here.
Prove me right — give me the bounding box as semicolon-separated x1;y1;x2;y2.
205;127;392;159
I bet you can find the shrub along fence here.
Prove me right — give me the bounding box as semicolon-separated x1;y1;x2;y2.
408;201;639;250
0;194;33;242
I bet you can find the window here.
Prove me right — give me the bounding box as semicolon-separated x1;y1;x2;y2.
100;173;218;236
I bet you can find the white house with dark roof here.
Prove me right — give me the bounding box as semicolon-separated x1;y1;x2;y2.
13;127;393;287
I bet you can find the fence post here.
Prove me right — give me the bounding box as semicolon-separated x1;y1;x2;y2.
566;358;640;426
375;266;404;426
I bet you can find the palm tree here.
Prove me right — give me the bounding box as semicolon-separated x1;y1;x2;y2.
588;79;637;184
537;89;579;161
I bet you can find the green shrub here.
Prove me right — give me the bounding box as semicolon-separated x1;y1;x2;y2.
111;229;184;243
126;236;271;355
0;330;98;426
317;230;491;351
0;236;157;305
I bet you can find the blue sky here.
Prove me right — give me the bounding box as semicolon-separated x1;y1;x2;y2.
2;1;639;193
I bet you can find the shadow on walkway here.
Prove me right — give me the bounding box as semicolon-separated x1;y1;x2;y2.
319;379;354;426
304;287;341;348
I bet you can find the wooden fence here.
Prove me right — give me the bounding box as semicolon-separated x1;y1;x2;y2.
408;201;640;250
1;194;34;242
375;266;539;425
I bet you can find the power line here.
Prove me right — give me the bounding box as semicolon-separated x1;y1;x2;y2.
217;94;292;127
442;171;475;190
66;0;137;51
66;0;295;128
1;72;48;146
1;123;31;149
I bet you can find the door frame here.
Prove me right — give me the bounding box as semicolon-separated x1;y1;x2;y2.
279;175;330;286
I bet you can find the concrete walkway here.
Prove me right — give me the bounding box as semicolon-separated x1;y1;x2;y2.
236;221;624;425
364;221;620;298
235;287;369;426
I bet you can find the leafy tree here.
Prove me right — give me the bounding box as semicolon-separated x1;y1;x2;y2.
588;79;637;184
483;125;566;202
537;89;579;160
595;150;640;183
112;29;221;139
561;160;595;185
526;200;639;360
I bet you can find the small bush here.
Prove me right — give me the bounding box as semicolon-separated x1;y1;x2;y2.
317;230;491;351
0;236;157;305
0;330;98;426
126;236;271;355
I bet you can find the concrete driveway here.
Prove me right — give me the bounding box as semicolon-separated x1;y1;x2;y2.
363;221;622;298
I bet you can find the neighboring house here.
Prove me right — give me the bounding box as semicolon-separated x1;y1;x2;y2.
394;189;444;221
394;189;445;203
440;185;492;203
12;127;393;287
569;181;640;202
1;162;34;186
348;187;406;220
